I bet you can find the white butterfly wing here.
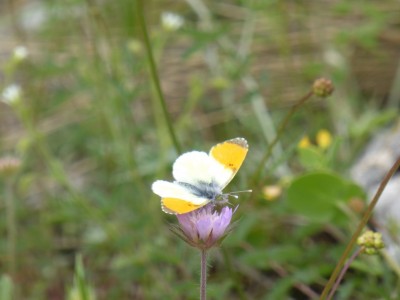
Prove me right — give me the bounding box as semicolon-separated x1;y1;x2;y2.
209;159;235;189
151;180;208;205
172;151;219;186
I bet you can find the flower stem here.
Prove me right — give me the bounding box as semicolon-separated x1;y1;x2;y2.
326;248;362;300
5;181;17;280
320;156;400;299
136;0;181;154
250;90;313;187
200;249;207;300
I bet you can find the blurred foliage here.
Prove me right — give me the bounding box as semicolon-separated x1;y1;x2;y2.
0;0;400;298
0;275;13;300
66;255;96;300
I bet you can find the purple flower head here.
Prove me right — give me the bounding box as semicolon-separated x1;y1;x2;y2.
175;204;235;250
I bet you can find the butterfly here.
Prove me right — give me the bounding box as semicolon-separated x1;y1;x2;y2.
151;137;249;214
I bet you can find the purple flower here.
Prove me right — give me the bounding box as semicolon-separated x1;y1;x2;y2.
174;204;235;249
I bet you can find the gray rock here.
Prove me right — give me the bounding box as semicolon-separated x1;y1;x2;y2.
351;123;400;265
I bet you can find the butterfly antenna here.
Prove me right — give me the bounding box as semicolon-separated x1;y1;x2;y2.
226;189;252;199
229;189;252;195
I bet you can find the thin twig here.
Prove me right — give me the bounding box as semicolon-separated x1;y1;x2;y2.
326;248;362;300
320;156;400;299
250;91;314;187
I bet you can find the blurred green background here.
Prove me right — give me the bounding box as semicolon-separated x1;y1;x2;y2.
1;0;400;299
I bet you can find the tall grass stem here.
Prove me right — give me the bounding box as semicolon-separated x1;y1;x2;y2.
136;0;181;154
319;156;400;299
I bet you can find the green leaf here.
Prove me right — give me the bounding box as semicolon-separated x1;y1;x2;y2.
297;146;327;170
286;172;363;223
67;255;96;300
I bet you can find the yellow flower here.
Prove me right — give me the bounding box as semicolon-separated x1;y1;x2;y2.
316;129;332;149
298;136;311;149
262;185;282;201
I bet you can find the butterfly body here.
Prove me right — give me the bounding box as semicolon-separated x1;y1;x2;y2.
152;138;248;214
176;181;222;201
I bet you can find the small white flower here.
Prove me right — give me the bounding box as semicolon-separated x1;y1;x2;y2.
1;84;22;105
323;48;345;69
13;46;29;62
161;12;184;31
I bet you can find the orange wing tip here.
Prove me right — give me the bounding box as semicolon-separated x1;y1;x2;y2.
210;138;248;172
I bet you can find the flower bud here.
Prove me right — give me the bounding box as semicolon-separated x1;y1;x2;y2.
348;197;365;214
357;231;384;255
312;78;334;97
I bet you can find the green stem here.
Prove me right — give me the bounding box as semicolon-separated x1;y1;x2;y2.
136;0;181;154
201;249;207;300
250;91;313;187
5;181;17;280
319;156;400;299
